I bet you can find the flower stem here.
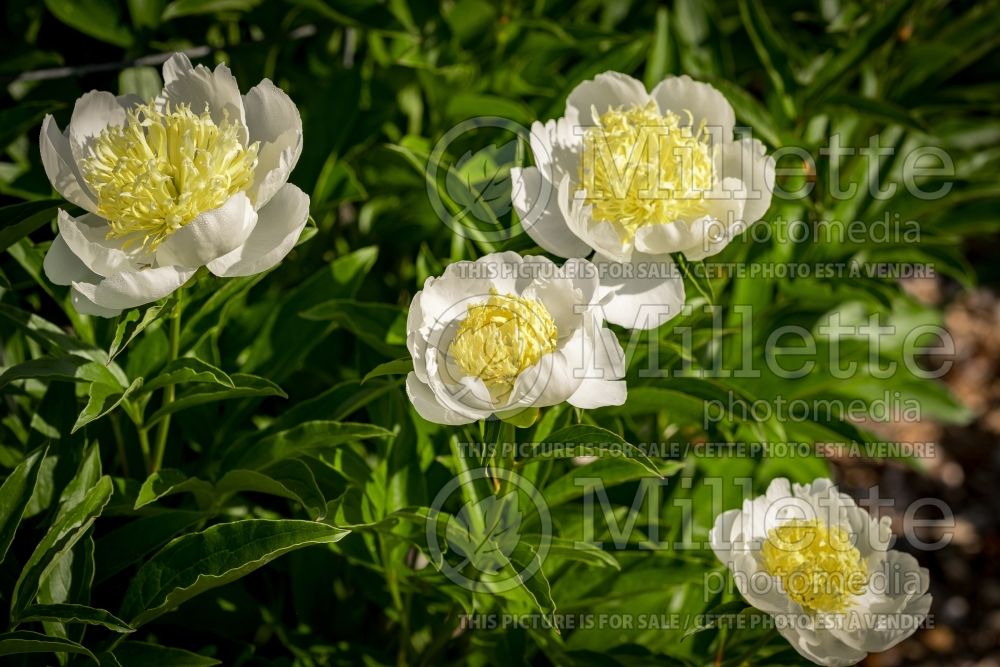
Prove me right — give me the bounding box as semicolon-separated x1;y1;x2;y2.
484;417;516;494
149;291;183;474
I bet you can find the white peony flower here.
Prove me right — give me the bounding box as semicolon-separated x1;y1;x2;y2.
710;478;932;667
405;251;626;425
510;72;775;329
40;53;307;317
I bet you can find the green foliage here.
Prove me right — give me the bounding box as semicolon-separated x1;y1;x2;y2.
0;0;996;665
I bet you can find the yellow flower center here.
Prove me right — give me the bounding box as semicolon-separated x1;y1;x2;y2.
578;102;715;245
761;519;868;613
448;289;558;396
80;101;259;253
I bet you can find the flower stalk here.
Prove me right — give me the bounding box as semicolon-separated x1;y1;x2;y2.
149;289;183;474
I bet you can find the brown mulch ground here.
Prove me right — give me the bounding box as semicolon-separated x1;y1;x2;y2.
832;279;1000;666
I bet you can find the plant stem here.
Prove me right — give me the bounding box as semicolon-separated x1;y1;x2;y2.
484;417;516;494
149;291;183;474
110;413;129;477
138;424;152;471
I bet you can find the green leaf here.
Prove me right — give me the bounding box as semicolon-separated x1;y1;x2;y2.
536;458;683;516
682;601;761;639
139;358;234;395
531;536;620;570
707;79;783;148
72;378;143;434
119;519;349;627
144;374;285;426
18;603;134;633
492;542;557;620
0;102;63;151
0;630;96;663
0;199;64;253
118;66;163;100
127;0;164;28
111;641;221;666
43;0;133;47
300;299;406;355
134;470;215;510
109;298;176;360
825;94;929;132
529;425;663;478
738;0;797;117
216;459;327;519
644;7;673;89
0;447;47;562
0;355;120;390
11;476;113;619
446;492;522;573
223;421;393;470
362;357;413;383
93;510;206;584
161;0;261;20
804;0;915;102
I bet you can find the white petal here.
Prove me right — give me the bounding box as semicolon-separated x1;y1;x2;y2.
633;220;700;256
559;174;631;262
508;338;583;409
68;91;129;165
158;60;246;135
651;75;735;144
593;252;685;330
70;283;121;318
73;265;195;311
405;372;480;425
718;138;775;224
710;508;743;565
567;326;627;409
529;118;583;185
565;72;650;125
39;116;97;213
556;256;601;307
511;166;591;258
243;80;302;207
776;622;867;667
207;184;309;277
677;180;750;260
155;193;257;269
57;210;136;277
161;52;194;84
250;129;302;208
568;378;626;409
43;235;98;286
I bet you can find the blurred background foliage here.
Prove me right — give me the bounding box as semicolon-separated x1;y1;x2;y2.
0;0;998;665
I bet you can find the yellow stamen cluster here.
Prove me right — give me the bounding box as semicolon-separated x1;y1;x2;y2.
80;101;259;253
448;289;558;397
578;102;715;245
761;519;868;613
